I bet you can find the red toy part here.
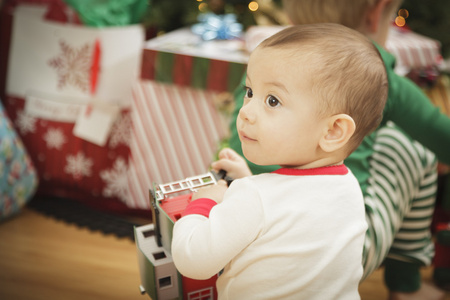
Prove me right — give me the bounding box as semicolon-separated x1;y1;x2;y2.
182;275;219;300
159;193;192;223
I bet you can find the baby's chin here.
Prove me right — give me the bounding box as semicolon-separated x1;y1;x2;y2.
244;154;276;167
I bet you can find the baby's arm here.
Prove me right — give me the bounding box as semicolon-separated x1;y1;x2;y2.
211;148;253;180
191;179;228;203
172;178;263;280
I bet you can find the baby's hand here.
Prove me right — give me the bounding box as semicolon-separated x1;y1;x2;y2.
191;180;228;204
211;148;252;180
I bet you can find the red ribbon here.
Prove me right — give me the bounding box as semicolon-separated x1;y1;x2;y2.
86;39;101;117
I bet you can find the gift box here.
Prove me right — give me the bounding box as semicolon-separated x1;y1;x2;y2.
127;28;247;209
3;4;144;211
140;28;248;92
0;100;38;219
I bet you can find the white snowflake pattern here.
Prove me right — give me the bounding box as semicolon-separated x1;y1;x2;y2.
43;128;66;150
65;152;93;180
109;113;131;148
100;157;130;201
48;40;92;92
16;110;37;135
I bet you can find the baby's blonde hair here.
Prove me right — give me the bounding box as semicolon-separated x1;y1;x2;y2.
282;0;402;30
258;23;388;152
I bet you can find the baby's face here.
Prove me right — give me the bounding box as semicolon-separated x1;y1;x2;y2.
237;47;328;168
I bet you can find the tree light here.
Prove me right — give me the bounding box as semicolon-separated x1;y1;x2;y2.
198;2;207;12
395;16;406;27
398;9;409;19
248;1;259;12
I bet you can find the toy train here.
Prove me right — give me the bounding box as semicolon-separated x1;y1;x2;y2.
135;171;232;300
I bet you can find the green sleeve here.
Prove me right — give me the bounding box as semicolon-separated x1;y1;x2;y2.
382;70;450;165
228;74;279;174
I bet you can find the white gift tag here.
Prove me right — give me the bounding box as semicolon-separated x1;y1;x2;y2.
25;90;87;122
73;100;120;146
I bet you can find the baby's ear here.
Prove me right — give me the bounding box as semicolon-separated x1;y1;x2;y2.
319;114;355;153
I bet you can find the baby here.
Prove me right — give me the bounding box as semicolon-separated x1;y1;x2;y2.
172;23;388;299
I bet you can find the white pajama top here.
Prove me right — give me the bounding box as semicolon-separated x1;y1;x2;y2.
172;165;367;300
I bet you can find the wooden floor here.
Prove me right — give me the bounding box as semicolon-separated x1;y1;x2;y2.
0;208;448;300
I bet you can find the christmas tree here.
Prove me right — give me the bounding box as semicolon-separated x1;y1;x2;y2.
142;0;286;38
143;0;258;35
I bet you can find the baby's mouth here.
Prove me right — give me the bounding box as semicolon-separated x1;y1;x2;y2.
239;130;257;142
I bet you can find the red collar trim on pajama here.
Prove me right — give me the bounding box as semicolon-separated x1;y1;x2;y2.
273;164;348;176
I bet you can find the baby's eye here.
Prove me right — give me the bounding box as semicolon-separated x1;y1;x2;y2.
265;95;280;107
244;86;253;98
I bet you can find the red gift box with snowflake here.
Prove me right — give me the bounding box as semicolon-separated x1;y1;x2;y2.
3;3;144;211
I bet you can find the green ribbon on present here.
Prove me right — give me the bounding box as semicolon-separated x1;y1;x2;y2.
63;0;149;27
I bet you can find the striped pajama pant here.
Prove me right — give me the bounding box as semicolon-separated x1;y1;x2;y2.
361;121;438;281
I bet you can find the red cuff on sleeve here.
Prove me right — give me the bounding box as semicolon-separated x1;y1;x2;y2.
182;198;217;218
